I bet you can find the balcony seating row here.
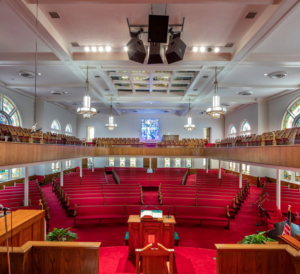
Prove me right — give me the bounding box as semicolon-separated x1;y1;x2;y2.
88;137;143;147
217;127;300;147
156;138;208;148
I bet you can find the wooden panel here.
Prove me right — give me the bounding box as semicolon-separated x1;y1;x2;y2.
0;241;100;274
162;135;179;141
151;158;157;169
82;158;88;168
215;244;296;274
0;177;24;190
143;158;149;169
0;210;45;247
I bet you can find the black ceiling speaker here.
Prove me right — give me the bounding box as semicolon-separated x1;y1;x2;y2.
148;15;169;43
148;43;164;64
166;37;186;64
126;38;146;64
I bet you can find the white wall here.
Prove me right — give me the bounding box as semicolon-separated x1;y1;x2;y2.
225;104;258;136
77;114;224;142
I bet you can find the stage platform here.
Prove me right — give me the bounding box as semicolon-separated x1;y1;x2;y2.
99;246;216;274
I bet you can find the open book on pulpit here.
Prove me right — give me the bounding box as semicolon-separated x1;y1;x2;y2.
140;210;163;222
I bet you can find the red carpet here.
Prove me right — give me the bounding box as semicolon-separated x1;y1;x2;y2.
42;184;261;248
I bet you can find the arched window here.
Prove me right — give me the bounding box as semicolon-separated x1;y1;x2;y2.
240;120;251;136
51;120;61;134
65;124;72;136
283;99;300;129
0;94;21;126
228;125;236;137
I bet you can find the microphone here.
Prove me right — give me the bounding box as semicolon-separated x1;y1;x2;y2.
0;205;10;211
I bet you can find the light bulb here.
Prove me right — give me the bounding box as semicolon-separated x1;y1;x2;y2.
214;47;220;53
200;47;205;52
212;113;220;119
98;46;104;52
84;47;90;52
91;46;96;52
192;47;198;52
124;46;128;51
105;46;112;52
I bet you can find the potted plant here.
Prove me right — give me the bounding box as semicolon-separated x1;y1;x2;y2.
46;227;78;242
238;232;277;244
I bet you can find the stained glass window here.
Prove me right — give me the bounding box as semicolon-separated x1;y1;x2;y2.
66;124;72;135
120;157;126;167
0;95;21;126
12;168;20;178
164;158;171;168
0;113;8;125
186;158;192;168
283;99;300;129
242;164;250;175
240;121;251;136
141;119;160;140
130;158;136;167
51;120;61;134
0;170;9;181
52;162;60;173
109;157;115;167
66;160;71;169
175;158;181;167
229;162;235;171
203;159;207;168
283;171;291;181
229;125;236;137
296;172;300;182
87;126;94;141
3;97;14;114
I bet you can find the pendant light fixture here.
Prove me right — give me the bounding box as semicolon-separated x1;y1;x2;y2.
105;98;117;130
77;66;97;119
206;67;227;119
184;98;195;131
31;0;42;133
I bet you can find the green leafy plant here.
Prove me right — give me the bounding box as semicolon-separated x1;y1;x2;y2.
46;227;78;242
238;232;277;244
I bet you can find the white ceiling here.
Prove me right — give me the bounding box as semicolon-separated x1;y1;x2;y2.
0;0;300;116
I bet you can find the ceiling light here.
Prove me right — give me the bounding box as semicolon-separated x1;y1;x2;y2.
105;98;117;130
91;46;97;52
105;46;112;52
268;71;288;79
84;46;90;52
37;73;42;76
200;47;205;52
264;73;268;76
184;98;195;131
99;46;104;52
206;67;226;119
77;66;97;118
192;47;198;52
122;76;128;79
214;47;220;53
124;46;128;51
19;71;36;78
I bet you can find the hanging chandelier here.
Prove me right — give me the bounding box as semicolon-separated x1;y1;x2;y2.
77;66;97;119
105;98;117;131
184;98;195;131
206;67;227;119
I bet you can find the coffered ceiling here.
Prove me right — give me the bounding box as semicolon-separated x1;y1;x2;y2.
0;0;300;117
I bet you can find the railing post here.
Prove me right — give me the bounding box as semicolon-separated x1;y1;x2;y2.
218;160;221;179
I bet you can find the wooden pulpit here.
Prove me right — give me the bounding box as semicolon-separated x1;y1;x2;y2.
127;215;176;258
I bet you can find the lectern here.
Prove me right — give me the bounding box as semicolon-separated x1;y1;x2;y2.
127;215;176;258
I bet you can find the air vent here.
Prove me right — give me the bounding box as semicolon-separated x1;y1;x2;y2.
19;70;35;78
71;102;81;106
221;103;230;107
236;91;253;96
51;91;63;95
193;89;198;91
71;42;80;47
268;71;288;79
245;12;257;19
225;43;234;48
203;76;209;78
199;111;205;115
164;110;170;113
104;89;109;91
131;110;138;113
95;75;100;78
49;12;60;19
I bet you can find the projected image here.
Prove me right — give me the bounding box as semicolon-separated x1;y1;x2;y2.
141;119;160;140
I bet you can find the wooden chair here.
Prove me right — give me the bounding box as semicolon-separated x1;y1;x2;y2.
135;243;174;274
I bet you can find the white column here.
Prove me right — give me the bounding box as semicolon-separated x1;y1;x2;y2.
80;158;83;178
60;161;64;187
92;157;95;172
239;163;243;188
24;166;29;206
206;158;209;173
149;158;152;170
218;160;221;179
276;169;281;209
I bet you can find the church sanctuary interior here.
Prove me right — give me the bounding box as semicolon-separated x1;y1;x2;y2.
2;0;300;273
